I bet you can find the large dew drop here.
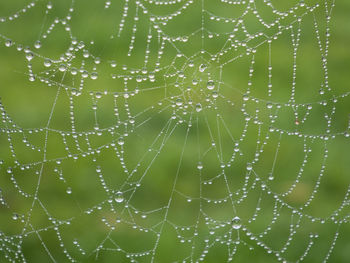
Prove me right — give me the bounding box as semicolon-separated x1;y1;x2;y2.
115;191;124;203
207;80;215;90
232;216;242;229
25;52;34;61
44;59;52;67
199;64;207;72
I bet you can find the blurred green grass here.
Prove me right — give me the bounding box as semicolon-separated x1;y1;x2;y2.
0;0;350;262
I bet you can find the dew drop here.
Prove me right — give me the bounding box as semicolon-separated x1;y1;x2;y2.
91;72;98;80
207;80;215;90
175;98;183;106
136;75;143;83
47;1;53;9
115;191;124;203
199;64;207;72
94;57;101;64
44;58;52;67
5;39;12;47
195;103;202;112
110;60;117;68
26;52;34;61
105;1;111;8
34;40;41;49
268;173;274;181
246;163;253;171
70;67;78;75
12;213;19;221
232;216;242;229
58;64;67;72
117;137;124;146
197;162;203;170
66;187;72;194
242;94;249;101
81;70;89;78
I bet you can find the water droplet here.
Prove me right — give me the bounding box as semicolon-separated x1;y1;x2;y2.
81;70;89;79
34;40;41;49
197;162;203;170
136;75;143;82
246;163;253;171
26;52;34;61
5;39;12;47
175;98;183;106
44;58;52;67
12;213;19;220
95;92;102;99
91;72;98;80
199;64;207;72
115;191;124;203
117;137;124;146
110;60;117;67
105;1;111;8
207;80;215;90
70;67;78;75
94;57;101;64
232;216;242;229
47;1;53;9
195;103;202;112
268;173;274;180
66;187;72;194
242;94;249;101
58;64;67;72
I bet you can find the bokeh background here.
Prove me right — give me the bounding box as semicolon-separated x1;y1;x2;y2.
1;0;350;262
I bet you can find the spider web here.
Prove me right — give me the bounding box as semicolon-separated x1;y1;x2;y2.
0;0;350;262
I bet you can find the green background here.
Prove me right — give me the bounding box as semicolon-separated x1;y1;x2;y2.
0;0;350;262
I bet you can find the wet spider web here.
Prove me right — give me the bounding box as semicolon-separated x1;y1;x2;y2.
0;0;350;262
